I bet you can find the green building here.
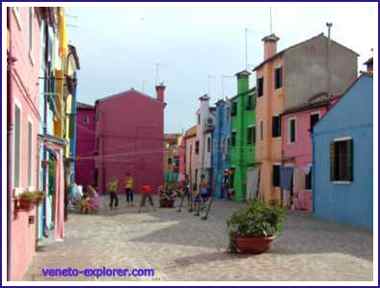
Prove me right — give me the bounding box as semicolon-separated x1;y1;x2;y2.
229;70;256;202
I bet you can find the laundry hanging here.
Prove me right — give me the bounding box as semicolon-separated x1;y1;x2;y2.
280;166;294;191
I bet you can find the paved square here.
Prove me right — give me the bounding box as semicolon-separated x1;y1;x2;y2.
24;196;373;281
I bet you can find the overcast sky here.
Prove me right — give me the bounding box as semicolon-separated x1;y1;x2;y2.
66;3;377;133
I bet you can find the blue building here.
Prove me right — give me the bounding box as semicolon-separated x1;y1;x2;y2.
212;99;231;198
312;70;373;230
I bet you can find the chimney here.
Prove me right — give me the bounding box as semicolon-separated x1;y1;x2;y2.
262;33;280;60
155;82;166;102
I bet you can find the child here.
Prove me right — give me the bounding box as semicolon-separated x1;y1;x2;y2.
124;172;134;206
138;184;156;213
108;177;119;209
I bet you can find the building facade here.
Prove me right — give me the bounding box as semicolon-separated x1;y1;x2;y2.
211;99;231;198
254;33;358;204
94;86;166;194
229;71;256;202
184;125;198;191
313;72;373;230
75;102;96;188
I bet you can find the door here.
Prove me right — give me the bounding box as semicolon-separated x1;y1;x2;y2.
246;167;259;201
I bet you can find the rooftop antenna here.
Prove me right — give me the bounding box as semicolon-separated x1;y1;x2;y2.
155;62;160;85
326;22;333;97
270;7;273;34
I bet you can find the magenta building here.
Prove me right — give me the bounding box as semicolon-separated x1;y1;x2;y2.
94;85;166;194
281;93;340;211
75;102;96;187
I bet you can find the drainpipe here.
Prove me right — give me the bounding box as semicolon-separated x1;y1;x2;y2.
7;7;16;280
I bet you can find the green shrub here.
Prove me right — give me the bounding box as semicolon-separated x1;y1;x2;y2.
226;200;286;252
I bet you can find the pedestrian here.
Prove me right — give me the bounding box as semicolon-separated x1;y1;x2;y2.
124;172;134;206
177;174;191;212
138;184;156;213
108;177;119;209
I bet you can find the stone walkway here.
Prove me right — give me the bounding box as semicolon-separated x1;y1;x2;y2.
24;195;373;281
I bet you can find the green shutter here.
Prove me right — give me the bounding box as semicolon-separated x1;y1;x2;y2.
347;139;353;181
330;142;335;181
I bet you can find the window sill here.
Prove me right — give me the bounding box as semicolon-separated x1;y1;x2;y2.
332;181;352;185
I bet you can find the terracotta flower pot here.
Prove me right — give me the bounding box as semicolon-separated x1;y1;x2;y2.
18;198;36;211
235;235;275;254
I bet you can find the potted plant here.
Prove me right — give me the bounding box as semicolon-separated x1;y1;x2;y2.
17;191;45;211
227;200;286;254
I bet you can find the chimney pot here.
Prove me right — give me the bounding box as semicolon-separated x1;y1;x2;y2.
262;33;280;60
155;82;166;102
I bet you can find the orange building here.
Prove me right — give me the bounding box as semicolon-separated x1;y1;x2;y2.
253;33;358;203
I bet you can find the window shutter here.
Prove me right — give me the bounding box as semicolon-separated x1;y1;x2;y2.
330;142;335;181
347;139;353;181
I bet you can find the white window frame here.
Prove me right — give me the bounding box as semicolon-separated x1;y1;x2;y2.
13;100;22;192
332;136;353;185
287;117;296;144
13;7;22;30
27;118;34;189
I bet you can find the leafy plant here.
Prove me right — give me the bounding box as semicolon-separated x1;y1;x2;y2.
19;191;45;203
227;200;286;253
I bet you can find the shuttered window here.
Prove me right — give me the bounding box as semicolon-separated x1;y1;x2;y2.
247;126;256;145
257;78;264;97
207;137;211;152
273;165;280;187
330;138;353;182
231;131;237;147
272;115;281;137
231;102;237;116
288;118;296;143
195;141;200;154
275;67;283;89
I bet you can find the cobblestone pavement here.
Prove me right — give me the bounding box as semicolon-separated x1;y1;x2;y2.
24;195;373;281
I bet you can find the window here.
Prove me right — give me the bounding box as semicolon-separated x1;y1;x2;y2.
231;131;236;147
28;121;33;187
272;115;281;137
207;137;211;153
275;67;283;89
168;158;172;165
330;138;353;182
310;113;320;131
272;165;280;187
83;115;89;125
231;102;237;116
195;141;199;154
14;105;21;187
305;169;312;190
288;118;296;143
246;95;253;110
197;114;201;124
260;121;264;141
257;77;264;97
247;126;256;145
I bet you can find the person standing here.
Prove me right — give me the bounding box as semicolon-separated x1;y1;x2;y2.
124;173;134;206
138;184;156;213
108;177;119;209
177;174;191;212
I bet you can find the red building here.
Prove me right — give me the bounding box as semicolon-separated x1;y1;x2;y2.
75;102;96;187
94;85;166;194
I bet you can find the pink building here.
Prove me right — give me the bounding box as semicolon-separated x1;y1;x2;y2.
281;93;340;211
178;135;186;181
75;102;96;187
7;7;41;280
95;85;166;194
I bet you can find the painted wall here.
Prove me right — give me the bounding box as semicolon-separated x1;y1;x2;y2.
95;89;165;194
8;7;41;280
75;105;96;188
212;100;230;198
284;34;358;110
313;74;373;230
230;71;256;202
184;126;198;190
282;106;328;211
